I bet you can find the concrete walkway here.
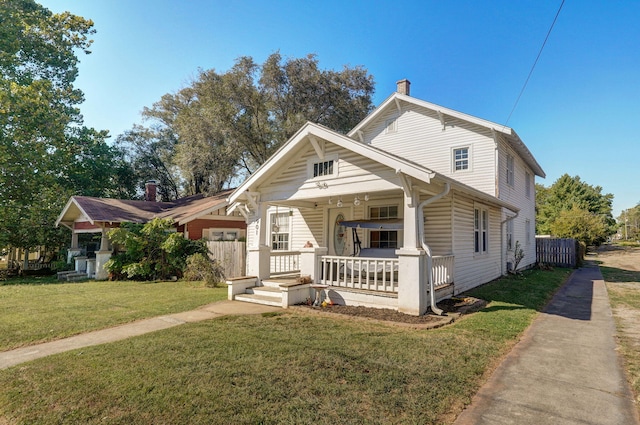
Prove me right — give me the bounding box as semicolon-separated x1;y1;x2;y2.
454;265;640;425
0;301;280;370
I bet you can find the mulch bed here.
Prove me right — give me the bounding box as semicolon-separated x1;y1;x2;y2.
296;296;487;326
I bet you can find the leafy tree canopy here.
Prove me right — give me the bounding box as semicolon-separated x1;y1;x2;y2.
536;174;615;245
117;52;375;198
0;0;136;251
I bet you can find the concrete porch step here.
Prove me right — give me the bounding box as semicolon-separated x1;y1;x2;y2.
65;272;88;281
247;285;281;297
235;293;282;307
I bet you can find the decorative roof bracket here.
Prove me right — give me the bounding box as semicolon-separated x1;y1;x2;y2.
308;134;325;160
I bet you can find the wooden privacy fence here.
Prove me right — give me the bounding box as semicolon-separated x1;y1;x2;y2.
207;241;246;278
536;237;579;267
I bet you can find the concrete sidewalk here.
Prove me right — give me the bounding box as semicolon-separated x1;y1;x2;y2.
454;265;640;425
0;301;280;370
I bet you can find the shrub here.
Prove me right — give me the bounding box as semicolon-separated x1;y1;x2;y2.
183;253;225;287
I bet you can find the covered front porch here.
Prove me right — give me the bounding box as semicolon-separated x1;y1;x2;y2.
228;177;456;316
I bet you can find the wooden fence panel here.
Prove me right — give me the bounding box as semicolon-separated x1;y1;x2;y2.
207;241;246;278
536;237;578;267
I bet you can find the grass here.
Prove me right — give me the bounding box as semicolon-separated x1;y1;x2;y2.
0;277;227;351
0;268;570;424
600;265;640;406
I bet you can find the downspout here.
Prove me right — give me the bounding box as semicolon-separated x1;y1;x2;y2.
501;211;519;274
418;182;450;316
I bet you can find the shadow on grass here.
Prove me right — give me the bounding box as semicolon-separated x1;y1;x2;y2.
600;266;640;284
0;276;66;286
463;268;575;317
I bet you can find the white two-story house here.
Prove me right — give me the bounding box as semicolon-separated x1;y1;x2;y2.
227;80;545;316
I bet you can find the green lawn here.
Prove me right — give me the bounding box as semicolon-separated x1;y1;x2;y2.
601;265;640;408
0;277;227;351
0;268;570;424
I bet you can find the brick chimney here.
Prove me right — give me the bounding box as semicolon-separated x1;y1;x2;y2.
145;180;157;202
396;79;411;96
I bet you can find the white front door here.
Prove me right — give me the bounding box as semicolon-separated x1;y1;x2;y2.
328;208;352;256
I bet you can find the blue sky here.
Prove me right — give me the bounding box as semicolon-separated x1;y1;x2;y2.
40;0;639;217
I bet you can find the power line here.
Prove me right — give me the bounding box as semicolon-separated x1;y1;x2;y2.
504;0;565;128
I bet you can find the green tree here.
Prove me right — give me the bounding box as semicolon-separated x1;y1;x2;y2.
123;52;375;195
0;1;135;254
618;204;640;240
536;174;615;245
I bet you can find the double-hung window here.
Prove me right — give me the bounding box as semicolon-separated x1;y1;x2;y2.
474;206;489;254
506;154;515;187
525;171;531;198
270;212;290;251
369;205;399;249
453;147;469;171
506;219;514;251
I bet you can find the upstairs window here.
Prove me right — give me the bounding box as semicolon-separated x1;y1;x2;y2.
369;205;399;249
506;154;515;187
453;147;469;171
525;171;531;198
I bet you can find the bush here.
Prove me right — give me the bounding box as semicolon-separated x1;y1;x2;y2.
183;253;225;288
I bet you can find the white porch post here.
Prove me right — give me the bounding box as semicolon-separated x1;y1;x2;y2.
67;231;82;264
299;246;328;284
22;248;29;270
246;202;270;281
95;227;111;280
397;185;428;316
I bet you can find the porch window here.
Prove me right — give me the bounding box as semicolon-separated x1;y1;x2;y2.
369;205;399;249
270;212;290;251
453;147;469;171
474;207;488;254
506;154;514;187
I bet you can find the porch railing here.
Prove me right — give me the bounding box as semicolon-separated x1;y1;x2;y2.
320;254;455;293
320;256;399;293
270;250;301;275
432;255;454;288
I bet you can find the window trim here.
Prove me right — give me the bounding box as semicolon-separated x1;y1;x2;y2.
452;146;472;173
506;153;515;187
307;154;339;180
474;204;489;255
367;203;402;249
269;211;292;251
506;219;514;251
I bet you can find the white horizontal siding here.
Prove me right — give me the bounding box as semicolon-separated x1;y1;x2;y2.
452;193;502;294
497;138;537;269
363;104;497;196
422;194;453;256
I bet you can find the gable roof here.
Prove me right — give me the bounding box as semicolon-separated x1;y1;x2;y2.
228;122;519;213
56;189;233;230
348;92;546;178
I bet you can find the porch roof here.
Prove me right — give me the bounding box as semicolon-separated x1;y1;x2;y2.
227;122;520;214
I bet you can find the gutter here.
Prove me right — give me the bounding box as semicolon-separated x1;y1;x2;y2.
417;182;451;316
500;211;520;274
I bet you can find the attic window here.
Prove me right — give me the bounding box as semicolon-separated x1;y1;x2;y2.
313;160;334;177
385;118;397;134
308;154;338;179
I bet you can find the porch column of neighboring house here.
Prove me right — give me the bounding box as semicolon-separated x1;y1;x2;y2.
396;186;428;316
22;248;29;270
67;231;82;264
246;202;271;281
94;227;111;280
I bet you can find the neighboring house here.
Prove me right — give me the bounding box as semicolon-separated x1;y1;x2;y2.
56;184;246;279
227;80;544;316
